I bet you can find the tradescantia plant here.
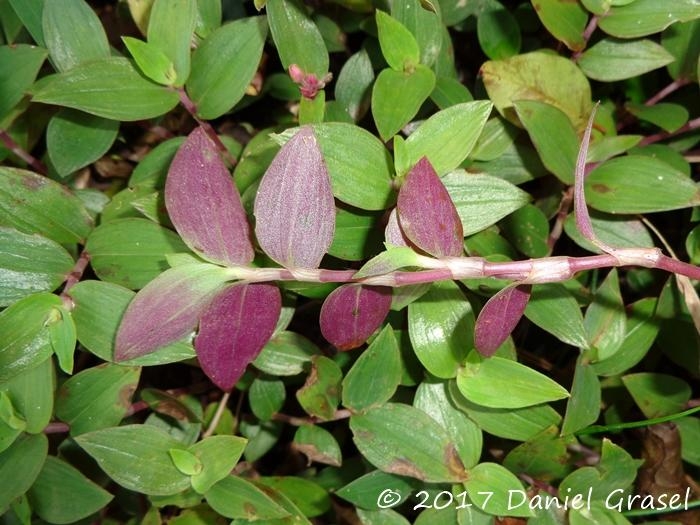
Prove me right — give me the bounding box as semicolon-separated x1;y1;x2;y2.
2;0;700;523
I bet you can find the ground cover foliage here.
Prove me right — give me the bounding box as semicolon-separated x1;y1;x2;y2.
1;0;700;523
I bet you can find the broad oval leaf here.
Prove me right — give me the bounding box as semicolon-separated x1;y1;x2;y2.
166;127;254;266
457;355;569;409
350;403;467;483
397;157;463;258
474;284;531;357
75;424;191;496
598;0;700;39
531;0;587;51
205;475;290;520
114;263;231;361
319;284;392;351
376;10;420;71
578;38;675;82
196;282;281;391
254;127;335;269
187;16;268;119
32;57;180;121
0;44;47;120
464;463;533;518
0;433;48;511
585;155;700;213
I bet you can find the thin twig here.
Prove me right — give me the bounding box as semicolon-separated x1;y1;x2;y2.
60;250;91;309
202;390;231;438
645;78;691;107
272;409;352;427
572;15;598;61
0;129;48;175
640;115;700;146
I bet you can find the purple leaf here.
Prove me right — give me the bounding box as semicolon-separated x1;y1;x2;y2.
397;157;463;258
115;263;231;361
384;208;410;248
254;126;335;269
474;284;532;357
320;284;392;351
165;126;254;266
195;282;281;391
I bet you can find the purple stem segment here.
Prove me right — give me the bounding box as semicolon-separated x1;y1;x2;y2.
0;129;48;175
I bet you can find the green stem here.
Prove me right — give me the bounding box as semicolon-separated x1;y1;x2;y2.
575;405;700;436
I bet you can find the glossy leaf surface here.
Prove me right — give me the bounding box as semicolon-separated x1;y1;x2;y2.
195;282;281;391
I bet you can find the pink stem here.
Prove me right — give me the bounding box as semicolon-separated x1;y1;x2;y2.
640;116;700;146
645;78;691;106
0;129;48;175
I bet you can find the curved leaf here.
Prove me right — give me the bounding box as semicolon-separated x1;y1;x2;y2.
196;282;281;391
254;127;335;269
474;284;531;357
319;284;392;351
166;127;254;266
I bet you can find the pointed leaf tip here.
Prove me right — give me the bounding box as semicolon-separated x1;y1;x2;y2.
195;282;282;391
254;126;336;269
165;126;254;266
320;284;392;351
475;284;531;356
397;157;463;258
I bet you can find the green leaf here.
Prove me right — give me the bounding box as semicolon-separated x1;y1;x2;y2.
256;476;331;518
32;57;180;121
524;284;589;349
0;44;47;120
296;356;342;420
561;359;601;435
376;10;420;71
204;475;290;520
414;381;482;468
514;100;579;184
46;109;119;177
69;280;196;365
188;435;247;493
430;76;473;109
408;280;475;378
503;427;573;481
267;0;328;77
481;51;592;129
442;170;530;236
27;456;113;524
404;101;492;175
592;298;659;376
457;355;569;409
129;136;186;189
48;305;76;374
0;357;53;434
55;363;140;436
336;470;419;510
662;19;700;81
0;433;48;511
471;117;519;162
342;325;402;411
6;0;45;45
585;156;700;213
357;508;411;525
249;378;286;421
187;16;267;119
253;331;317;376
676;417;700;466
584;269;626;361
564;211;655;254
626;102;689;132
559;439;640;501
450;381;562;441
75;424;191;496
622;373;691;419
586;134;643;163
122;37;176;85
477;2;521;60
146;0;196;86
0;293;61;382
464;462;533;518
194;0;221;38
579;38;675;81
42;0;110;72
499;204;549;258
0;167;93;244
0;227;73;307
312;123;394;210
350;403;467;482
391;0;442;67
327;207;383;262
372;65;436;141
86;218;191;290
0;392;24;452
293;425;342;467
531;0;587;51
334;49;374;121
598;0;700;39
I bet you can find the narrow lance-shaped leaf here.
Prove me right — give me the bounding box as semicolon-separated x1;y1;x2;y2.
397;157;463;258
320;284;392;351
165;127;254;266
474;284;532;357
254;127;335;269
196;282;281;391
115;263;231;361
